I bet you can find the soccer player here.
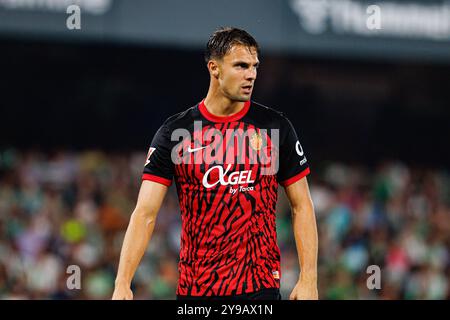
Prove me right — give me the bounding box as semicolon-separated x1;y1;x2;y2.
112;27;318;300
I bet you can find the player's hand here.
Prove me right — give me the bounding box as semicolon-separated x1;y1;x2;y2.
289;279;318;300
112;284;133;300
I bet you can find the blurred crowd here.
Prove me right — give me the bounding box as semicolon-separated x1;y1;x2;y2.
0;149;449;299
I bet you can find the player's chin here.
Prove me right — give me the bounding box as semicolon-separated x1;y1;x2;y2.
234;93;252;102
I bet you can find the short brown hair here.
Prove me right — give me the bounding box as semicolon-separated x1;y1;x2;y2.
204;27;260;64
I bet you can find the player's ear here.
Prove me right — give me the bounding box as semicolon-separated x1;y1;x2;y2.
208;60;220;79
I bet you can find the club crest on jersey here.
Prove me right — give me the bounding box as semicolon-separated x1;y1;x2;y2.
145;147;156;166
250;132;263;151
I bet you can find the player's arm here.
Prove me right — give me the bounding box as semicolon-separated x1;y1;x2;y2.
112;180;168;300
284;176;318;300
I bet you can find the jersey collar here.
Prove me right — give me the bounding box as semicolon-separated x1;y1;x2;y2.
198;99;251;123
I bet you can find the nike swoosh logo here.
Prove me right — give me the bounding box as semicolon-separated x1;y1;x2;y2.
187;145;208;153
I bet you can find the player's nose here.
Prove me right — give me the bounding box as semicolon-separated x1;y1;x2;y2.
245;68;257;81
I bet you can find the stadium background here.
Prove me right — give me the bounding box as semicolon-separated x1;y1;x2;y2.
0;0;449;299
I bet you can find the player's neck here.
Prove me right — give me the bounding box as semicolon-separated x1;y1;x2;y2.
203;94;246;117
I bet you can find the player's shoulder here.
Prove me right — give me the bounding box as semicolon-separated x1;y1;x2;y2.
161;103;198;129
250;101;292;124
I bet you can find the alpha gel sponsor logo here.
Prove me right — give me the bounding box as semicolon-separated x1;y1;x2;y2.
202;164;255;189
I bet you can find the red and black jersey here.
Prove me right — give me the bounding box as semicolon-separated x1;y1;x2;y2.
142;100;310;297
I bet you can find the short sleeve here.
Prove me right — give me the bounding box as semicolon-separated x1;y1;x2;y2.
142;125;174;186
277;116;310;187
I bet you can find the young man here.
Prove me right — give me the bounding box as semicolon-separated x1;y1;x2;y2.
112;27;318;300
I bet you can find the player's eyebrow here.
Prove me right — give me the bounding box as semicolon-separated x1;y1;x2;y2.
233;61;260;68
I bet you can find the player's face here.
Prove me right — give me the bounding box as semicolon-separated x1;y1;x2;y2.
216;45;259;102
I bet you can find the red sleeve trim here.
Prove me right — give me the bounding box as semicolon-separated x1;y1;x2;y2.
280;167;310;187
142;174;172;187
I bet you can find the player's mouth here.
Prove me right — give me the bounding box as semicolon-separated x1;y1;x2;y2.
241;85;253;94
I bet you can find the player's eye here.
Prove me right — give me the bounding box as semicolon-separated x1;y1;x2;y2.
235;63;248;69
